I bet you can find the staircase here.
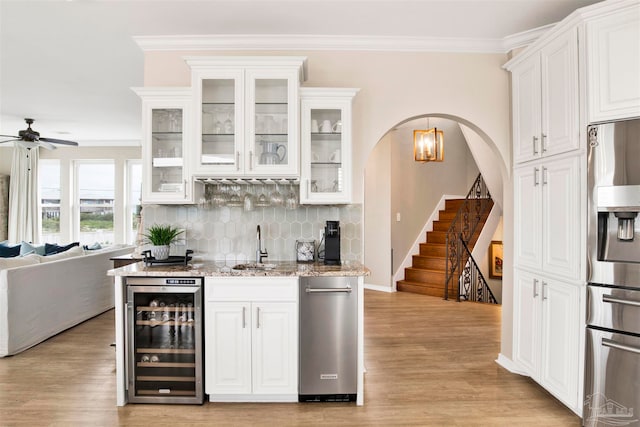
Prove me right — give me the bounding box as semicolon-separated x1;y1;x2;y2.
397;199;491;297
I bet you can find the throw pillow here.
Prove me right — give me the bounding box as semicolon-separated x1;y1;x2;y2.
83;242;102;251
0;243;21;258
44;241;80;255
38;246;84;263
20;241;46;256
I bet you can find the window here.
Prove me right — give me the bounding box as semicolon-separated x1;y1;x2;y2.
126;160;143;245
75;161;115;245
39;160;61;243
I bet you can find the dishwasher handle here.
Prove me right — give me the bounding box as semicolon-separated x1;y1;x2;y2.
305;286;352;294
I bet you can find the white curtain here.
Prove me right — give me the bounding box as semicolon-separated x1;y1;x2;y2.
8;144;41;243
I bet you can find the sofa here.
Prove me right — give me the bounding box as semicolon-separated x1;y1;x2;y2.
0;244;134;357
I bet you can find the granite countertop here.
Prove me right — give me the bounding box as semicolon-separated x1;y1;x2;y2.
108;260;370;277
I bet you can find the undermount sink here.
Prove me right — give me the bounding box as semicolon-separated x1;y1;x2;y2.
232;263;276;271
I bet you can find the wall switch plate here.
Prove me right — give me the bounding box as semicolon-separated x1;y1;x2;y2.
396;212;401;222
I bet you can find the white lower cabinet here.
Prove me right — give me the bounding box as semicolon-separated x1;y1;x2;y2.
204;277;298;401
513;269;580;411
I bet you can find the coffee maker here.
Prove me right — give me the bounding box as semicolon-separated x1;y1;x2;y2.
324;221;341;265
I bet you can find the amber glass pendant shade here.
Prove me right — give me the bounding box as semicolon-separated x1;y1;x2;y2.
414;128;444;162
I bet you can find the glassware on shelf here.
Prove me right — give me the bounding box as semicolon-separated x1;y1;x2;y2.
270;182;284;207
223;114;233;134
243;185;255;212
256;184;270;207
285;181;298;210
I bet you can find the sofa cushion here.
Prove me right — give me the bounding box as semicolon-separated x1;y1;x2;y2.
20;241;46;256
0;253;41;270
0;243;20;258
38;246;84;263
44;242;80;255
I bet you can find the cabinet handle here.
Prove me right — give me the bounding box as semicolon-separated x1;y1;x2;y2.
542;167;548;185
602;338;640;355
249;150;253;171
307;179;310;198
542;282;548;300
242;306;246;329
256;307;260;329
533;279;539;298
183;179;187;199
534;167;540;186
533;136;539;155
236;151;240;171
603;294;640;308
541;133;547;152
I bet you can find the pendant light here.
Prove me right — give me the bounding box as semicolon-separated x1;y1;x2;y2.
414;118;444;162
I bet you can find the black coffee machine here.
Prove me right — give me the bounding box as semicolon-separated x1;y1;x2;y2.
324;220;341;265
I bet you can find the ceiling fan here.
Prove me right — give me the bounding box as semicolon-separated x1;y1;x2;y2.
0;118;79;150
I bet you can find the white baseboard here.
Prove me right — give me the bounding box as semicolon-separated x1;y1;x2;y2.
364;283;395;293
495;353;528;376
392;194;464;286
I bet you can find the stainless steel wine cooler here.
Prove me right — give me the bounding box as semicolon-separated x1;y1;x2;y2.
125;277;203;404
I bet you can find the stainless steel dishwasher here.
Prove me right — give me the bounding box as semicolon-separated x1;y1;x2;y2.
299;276;357;402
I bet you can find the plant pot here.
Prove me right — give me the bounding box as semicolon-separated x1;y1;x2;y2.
150;245;170;260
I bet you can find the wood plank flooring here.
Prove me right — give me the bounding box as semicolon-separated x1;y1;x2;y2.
0;290;581;426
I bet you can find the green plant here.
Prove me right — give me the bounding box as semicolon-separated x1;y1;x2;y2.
143;224;184;246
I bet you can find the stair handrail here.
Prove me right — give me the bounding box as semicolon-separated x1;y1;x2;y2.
444;173;492;301
459;239;498;304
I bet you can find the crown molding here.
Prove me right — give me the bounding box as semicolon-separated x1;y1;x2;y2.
134;34;512;54
501;23;556;52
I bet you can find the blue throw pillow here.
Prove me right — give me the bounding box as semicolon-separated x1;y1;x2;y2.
0;244;21;258
44;242;80;255
20;241;46;256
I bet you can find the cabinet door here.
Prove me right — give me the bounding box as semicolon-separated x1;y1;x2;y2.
541;28;579;157
205;302;252;394
135;88;198;204
513;165;542;270
300;90;357;204
246;69;299;176
194;70;245;176
541;156;580;280
252;302;297;395
512;269;541;377
587;5;640;123
539;278;579;409
512;56;542;164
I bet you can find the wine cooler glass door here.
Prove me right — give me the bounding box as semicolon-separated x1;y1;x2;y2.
126;284;203;404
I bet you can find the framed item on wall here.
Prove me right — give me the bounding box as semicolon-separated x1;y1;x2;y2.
489;240;503;279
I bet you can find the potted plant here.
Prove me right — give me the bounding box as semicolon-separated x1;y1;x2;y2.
143;224;184;260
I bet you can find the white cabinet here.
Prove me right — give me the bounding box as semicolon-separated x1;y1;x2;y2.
586;3;640;123
513;269;580;411
132;87;202;204
187;57;306;177
511;27;580;164
513;155;581;280
204;277;298;401
299;88;359;204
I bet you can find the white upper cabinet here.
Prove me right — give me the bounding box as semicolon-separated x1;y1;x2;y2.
133;87;202;204
511;27;580;164
586;3;640;123
187;57;306;177
299;88;359;205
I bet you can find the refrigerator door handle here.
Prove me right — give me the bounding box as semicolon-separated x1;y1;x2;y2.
603;294;640;307
602;338;640;355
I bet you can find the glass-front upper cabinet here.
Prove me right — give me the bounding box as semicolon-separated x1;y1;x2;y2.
187;57;306;177
300;88;359;204
133;87;201;204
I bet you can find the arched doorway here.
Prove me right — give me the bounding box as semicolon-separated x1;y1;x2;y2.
363;113;508;293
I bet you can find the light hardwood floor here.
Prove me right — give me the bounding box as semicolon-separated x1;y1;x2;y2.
0;290;581;426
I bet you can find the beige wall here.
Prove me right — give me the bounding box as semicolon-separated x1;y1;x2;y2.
363;134;391;288
389;118;479;277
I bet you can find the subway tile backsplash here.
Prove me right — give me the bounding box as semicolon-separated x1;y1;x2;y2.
141;204;362;263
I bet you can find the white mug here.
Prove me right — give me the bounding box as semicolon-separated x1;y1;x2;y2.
310;119;319;133
320;119;332;133
332;120;342;133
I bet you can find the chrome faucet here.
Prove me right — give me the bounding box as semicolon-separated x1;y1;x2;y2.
256;225;268;264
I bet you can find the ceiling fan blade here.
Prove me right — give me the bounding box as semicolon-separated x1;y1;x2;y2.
39;137;79;146
0;134;20;139
15;140;57;150
0;139;20;144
